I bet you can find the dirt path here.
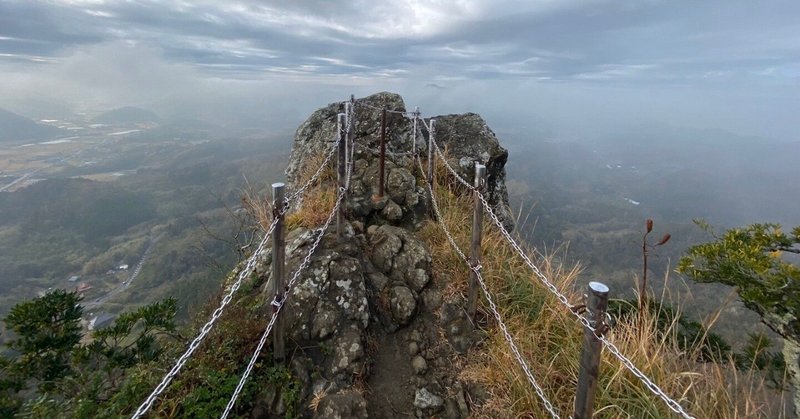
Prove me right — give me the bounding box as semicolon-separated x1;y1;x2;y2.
365;330;416;418
364;275;475;419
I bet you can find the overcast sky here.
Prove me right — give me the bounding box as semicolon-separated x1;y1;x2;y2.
1;0;798;139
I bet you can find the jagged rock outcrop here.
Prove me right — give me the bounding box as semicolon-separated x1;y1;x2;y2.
253;92;513;418
286;92;514;230
431;113;514;231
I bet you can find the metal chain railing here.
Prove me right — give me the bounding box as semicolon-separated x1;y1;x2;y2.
221;183;349;419
287;134;341;203
132;213;282;419
132;136;342;419
417;156;561;419
474;190;695;419
418;115;431;133
427;140;696;419
135;95;695;419
430;135;478;191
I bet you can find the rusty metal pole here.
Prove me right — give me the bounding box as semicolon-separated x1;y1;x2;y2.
574;281;610;419
337;113;346;238
468;163;487;319
427;119;436;187
271;182;286;362
378;107;387;198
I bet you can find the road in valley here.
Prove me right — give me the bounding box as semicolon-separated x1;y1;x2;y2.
84;234;162;310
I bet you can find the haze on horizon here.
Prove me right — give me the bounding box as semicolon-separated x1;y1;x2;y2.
0;0;798;142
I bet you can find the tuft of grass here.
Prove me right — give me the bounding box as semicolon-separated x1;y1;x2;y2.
418;156;788;418
241;175;275;232
285;149;338;229
246;149;338;231
286;188;337;229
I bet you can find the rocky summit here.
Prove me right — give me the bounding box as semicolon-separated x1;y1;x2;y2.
245;92;512;418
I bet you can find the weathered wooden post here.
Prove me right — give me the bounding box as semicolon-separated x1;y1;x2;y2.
378;107;387;197
427;119;436;187
271;182;286;362
468;163;486;319
344;101;351;172
574;281;610;419
412;106;419;156
337;113;346;238
347;96;356;182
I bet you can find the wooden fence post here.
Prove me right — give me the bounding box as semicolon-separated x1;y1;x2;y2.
412;106;419;157
574;281;610;419
468;163;486;319
348;96;356;183
427;119;436;187
271;182;286;362
378;107;387;197
337;113;346;238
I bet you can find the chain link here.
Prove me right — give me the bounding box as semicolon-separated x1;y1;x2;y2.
132;207;285;419
137;96;694;419
221;184;348;419
287;134;341;204
418;116;431;133
425;142;695;418
431;135;478;191
417;157;561;419
470;177;696;419
222;107;353;418
132;138;341;419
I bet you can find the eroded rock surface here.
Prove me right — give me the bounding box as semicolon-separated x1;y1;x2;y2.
286;91;514;230
251;92;512;417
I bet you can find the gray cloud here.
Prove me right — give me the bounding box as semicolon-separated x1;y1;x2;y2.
0;0;798;139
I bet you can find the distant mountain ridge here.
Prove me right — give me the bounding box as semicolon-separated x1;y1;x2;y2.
0;107;64;142
92;106;160;124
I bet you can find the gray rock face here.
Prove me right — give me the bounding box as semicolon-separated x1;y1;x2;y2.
430;113;514;231
286;91;514;231
381;199;403;221
368;224;432;290
783;340;800;416
763;310;800;416
440;301;483;354
314;391;368;419
257;227;370;385
390;285;417;325
412;355;428;375
413;387;444;410
251;92;513;417
330;325;364;375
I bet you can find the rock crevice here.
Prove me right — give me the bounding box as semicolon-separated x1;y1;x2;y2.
253;92;511;418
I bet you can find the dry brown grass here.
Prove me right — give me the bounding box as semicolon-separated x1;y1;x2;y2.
240;175;275;231
417;157;788;419
242;150;338;232
285;150;338;229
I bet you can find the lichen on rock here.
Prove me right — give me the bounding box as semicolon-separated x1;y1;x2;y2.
250;92;512;417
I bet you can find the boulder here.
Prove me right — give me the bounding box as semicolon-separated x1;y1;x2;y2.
428;113;515;231
390;285;417;325
286;92;514;230
368;224;432;291
314;391;368;419
414;387;444;411
258;92;516;417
